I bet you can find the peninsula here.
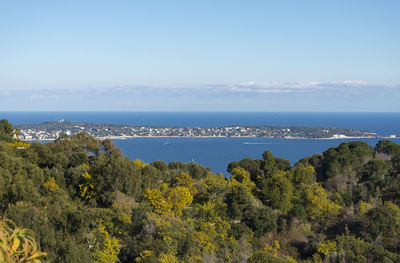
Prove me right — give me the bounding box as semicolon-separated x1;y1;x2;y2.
15;120;382;141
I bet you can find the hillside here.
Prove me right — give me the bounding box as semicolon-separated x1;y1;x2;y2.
1;119;400;262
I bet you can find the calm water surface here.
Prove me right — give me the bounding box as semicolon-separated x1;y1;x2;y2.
113;137;400;176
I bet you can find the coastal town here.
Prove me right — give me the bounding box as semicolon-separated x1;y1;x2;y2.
15;120;383;141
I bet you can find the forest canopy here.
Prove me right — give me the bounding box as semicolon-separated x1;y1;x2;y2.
1;118;400;262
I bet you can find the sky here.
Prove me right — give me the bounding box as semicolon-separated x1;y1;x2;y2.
0;0;399;111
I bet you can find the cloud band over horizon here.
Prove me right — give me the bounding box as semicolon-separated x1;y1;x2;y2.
0;81;399;112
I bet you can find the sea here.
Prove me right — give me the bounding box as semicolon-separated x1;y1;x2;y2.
1;112;400;176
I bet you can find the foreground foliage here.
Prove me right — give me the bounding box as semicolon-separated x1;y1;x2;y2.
0;218;46;262
1;118;400;262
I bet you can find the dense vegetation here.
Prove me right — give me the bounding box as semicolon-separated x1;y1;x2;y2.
1;118;400;262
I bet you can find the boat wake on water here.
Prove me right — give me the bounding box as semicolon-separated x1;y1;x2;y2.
243;142;285;145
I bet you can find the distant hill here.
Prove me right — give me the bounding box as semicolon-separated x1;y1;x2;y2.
15;120;380;140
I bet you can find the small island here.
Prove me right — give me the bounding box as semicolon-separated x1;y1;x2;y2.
15;120;383;140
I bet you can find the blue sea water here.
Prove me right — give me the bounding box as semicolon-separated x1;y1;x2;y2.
1;112;400;175
113;137;400;176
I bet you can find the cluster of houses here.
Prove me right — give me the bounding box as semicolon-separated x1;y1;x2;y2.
16;121;380;141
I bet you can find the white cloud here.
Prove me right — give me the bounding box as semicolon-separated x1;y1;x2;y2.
222;81;397;94
0;80;399;111
29;94;59;100
2;81;396;97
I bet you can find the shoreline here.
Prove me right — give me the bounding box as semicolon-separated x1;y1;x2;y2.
23;135;395;142
17;121;387;141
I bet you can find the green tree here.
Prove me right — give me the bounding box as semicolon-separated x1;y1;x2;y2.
92;225;120;263
262;150;277;177
259;171;294;213
376;140;400;156
243;206;277;236
0;119;15;142
301;182;341;221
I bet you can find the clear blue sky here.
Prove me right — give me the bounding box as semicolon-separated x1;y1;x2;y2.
0;0;399;111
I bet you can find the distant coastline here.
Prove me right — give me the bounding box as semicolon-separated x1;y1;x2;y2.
15;120;395;141
33;135;388;141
